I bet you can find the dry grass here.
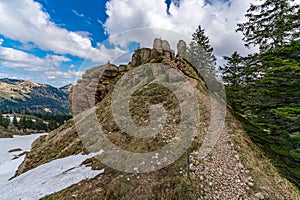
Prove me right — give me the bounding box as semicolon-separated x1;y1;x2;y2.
0;82;31;101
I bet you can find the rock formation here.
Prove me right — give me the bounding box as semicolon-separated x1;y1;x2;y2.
70;38;189;115
177;39;187;57
70;63;120;115
153;38;163;53
161;40;171;51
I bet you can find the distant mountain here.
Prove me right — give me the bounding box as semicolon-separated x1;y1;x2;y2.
59;84;73;94
0;78;70;114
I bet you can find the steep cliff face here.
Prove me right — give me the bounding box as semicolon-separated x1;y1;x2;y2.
69;63;120;115
14;38;300;199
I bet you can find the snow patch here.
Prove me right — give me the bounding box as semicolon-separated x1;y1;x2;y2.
0;153;104;199
0;135;104;199
0;134;46;184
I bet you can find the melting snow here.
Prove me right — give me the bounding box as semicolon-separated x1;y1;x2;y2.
0;134;46;184
0;134;104;200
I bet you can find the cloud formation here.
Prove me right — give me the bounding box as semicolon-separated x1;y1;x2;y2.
104;0;260;64
0;0;124;63
0;39;69;71
72;10;85;18
45;70;84;79
3;0;293;86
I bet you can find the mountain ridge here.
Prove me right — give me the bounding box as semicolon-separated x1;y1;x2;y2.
0;78;71;114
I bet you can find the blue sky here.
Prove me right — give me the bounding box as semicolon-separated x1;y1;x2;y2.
0;0;259;87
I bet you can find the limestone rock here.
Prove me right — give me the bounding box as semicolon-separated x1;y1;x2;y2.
254;192;265;199
163;50;174;61
102;64;119;78
131;48;152;67
69;63;120;115
119;64;128;74
177;40;187;57
153;38;163;53
70;38;191;115
162;40;171;51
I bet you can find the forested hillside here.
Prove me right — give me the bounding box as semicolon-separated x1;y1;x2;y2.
220;0;300;187
0;78;70;115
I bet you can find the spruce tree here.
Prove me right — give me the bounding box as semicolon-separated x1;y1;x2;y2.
187;25;216;78
2;116;10;129
221;0;300;186
13;115;18;127
236;0;300;51
0;110;3;127
18;116;26;131
220;51;245;86
220;52;246;109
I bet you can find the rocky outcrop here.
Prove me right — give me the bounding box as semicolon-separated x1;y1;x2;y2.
70;63;121;115
177;40;187;57
153;38;163;54
70;38;190;115
162;40;171;51
153;38;175;61
130;48;152;67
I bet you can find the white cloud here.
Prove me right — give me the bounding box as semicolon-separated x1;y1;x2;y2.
72;10;85;18
105;0;171;34
69;64;76;69
0;72;9;77
19;43;39;51
45;70;84;79
97;19;104;27
104;0;259;65
0;0;125;63
0;40;70;71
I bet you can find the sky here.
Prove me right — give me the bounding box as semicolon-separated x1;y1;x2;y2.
0;0;263;87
